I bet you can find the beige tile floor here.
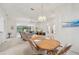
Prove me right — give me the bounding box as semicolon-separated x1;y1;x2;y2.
0;38;35;55
0;38;77;55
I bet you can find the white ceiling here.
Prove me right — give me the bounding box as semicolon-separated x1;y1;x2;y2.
0;3;74;22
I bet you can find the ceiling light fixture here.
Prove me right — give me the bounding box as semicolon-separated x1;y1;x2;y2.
38;4;47;22
38;16;46;22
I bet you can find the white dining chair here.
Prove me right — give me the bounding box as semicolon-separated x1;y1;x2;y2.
56;43;72;55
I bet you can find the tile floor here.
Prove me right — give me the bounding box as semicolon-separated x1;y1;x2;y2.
0;38;78;55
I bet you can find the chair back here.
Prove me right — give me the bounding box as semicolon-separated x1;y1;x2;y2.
20;32;28;41
25;32;32;39
20;32;32;41
56;44;72;55
28;39;39;50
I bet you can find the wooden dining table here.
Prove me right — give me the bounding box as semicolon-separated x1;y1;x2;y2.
31;35;60;54
31;34;45;41
37;39;60;50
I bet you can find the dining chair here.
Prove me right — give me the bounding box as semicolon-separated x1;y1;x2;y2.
25;32;33;39
28;39;46;55
20;32;27;41
28;39;38;50
55;43;72;55
20;32;32;41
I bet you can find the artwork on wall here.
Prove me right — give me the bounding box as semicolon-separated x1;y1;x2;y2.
62;19;79;27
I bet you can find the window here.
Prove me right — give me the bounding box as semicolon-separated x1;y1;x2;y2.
17;26;31;32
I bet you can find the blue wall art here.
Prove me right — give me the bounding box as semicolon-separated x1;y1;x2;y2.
62;19;79;27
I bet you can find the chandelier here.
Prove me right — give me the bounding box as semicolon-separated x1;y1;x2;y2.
38;4;47;22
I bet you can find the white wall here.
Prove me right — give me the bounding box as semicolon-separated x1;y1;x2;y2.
53;4;79;53
0;8;7;40
0;8;17;39
6;17;17;38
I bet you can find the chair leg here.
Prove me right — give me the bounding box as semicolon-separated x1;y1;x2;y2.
47;50;53;55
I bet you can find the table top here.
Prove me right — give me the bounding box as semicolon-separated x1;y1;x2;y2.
31;35;45;41
37;39;60;50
